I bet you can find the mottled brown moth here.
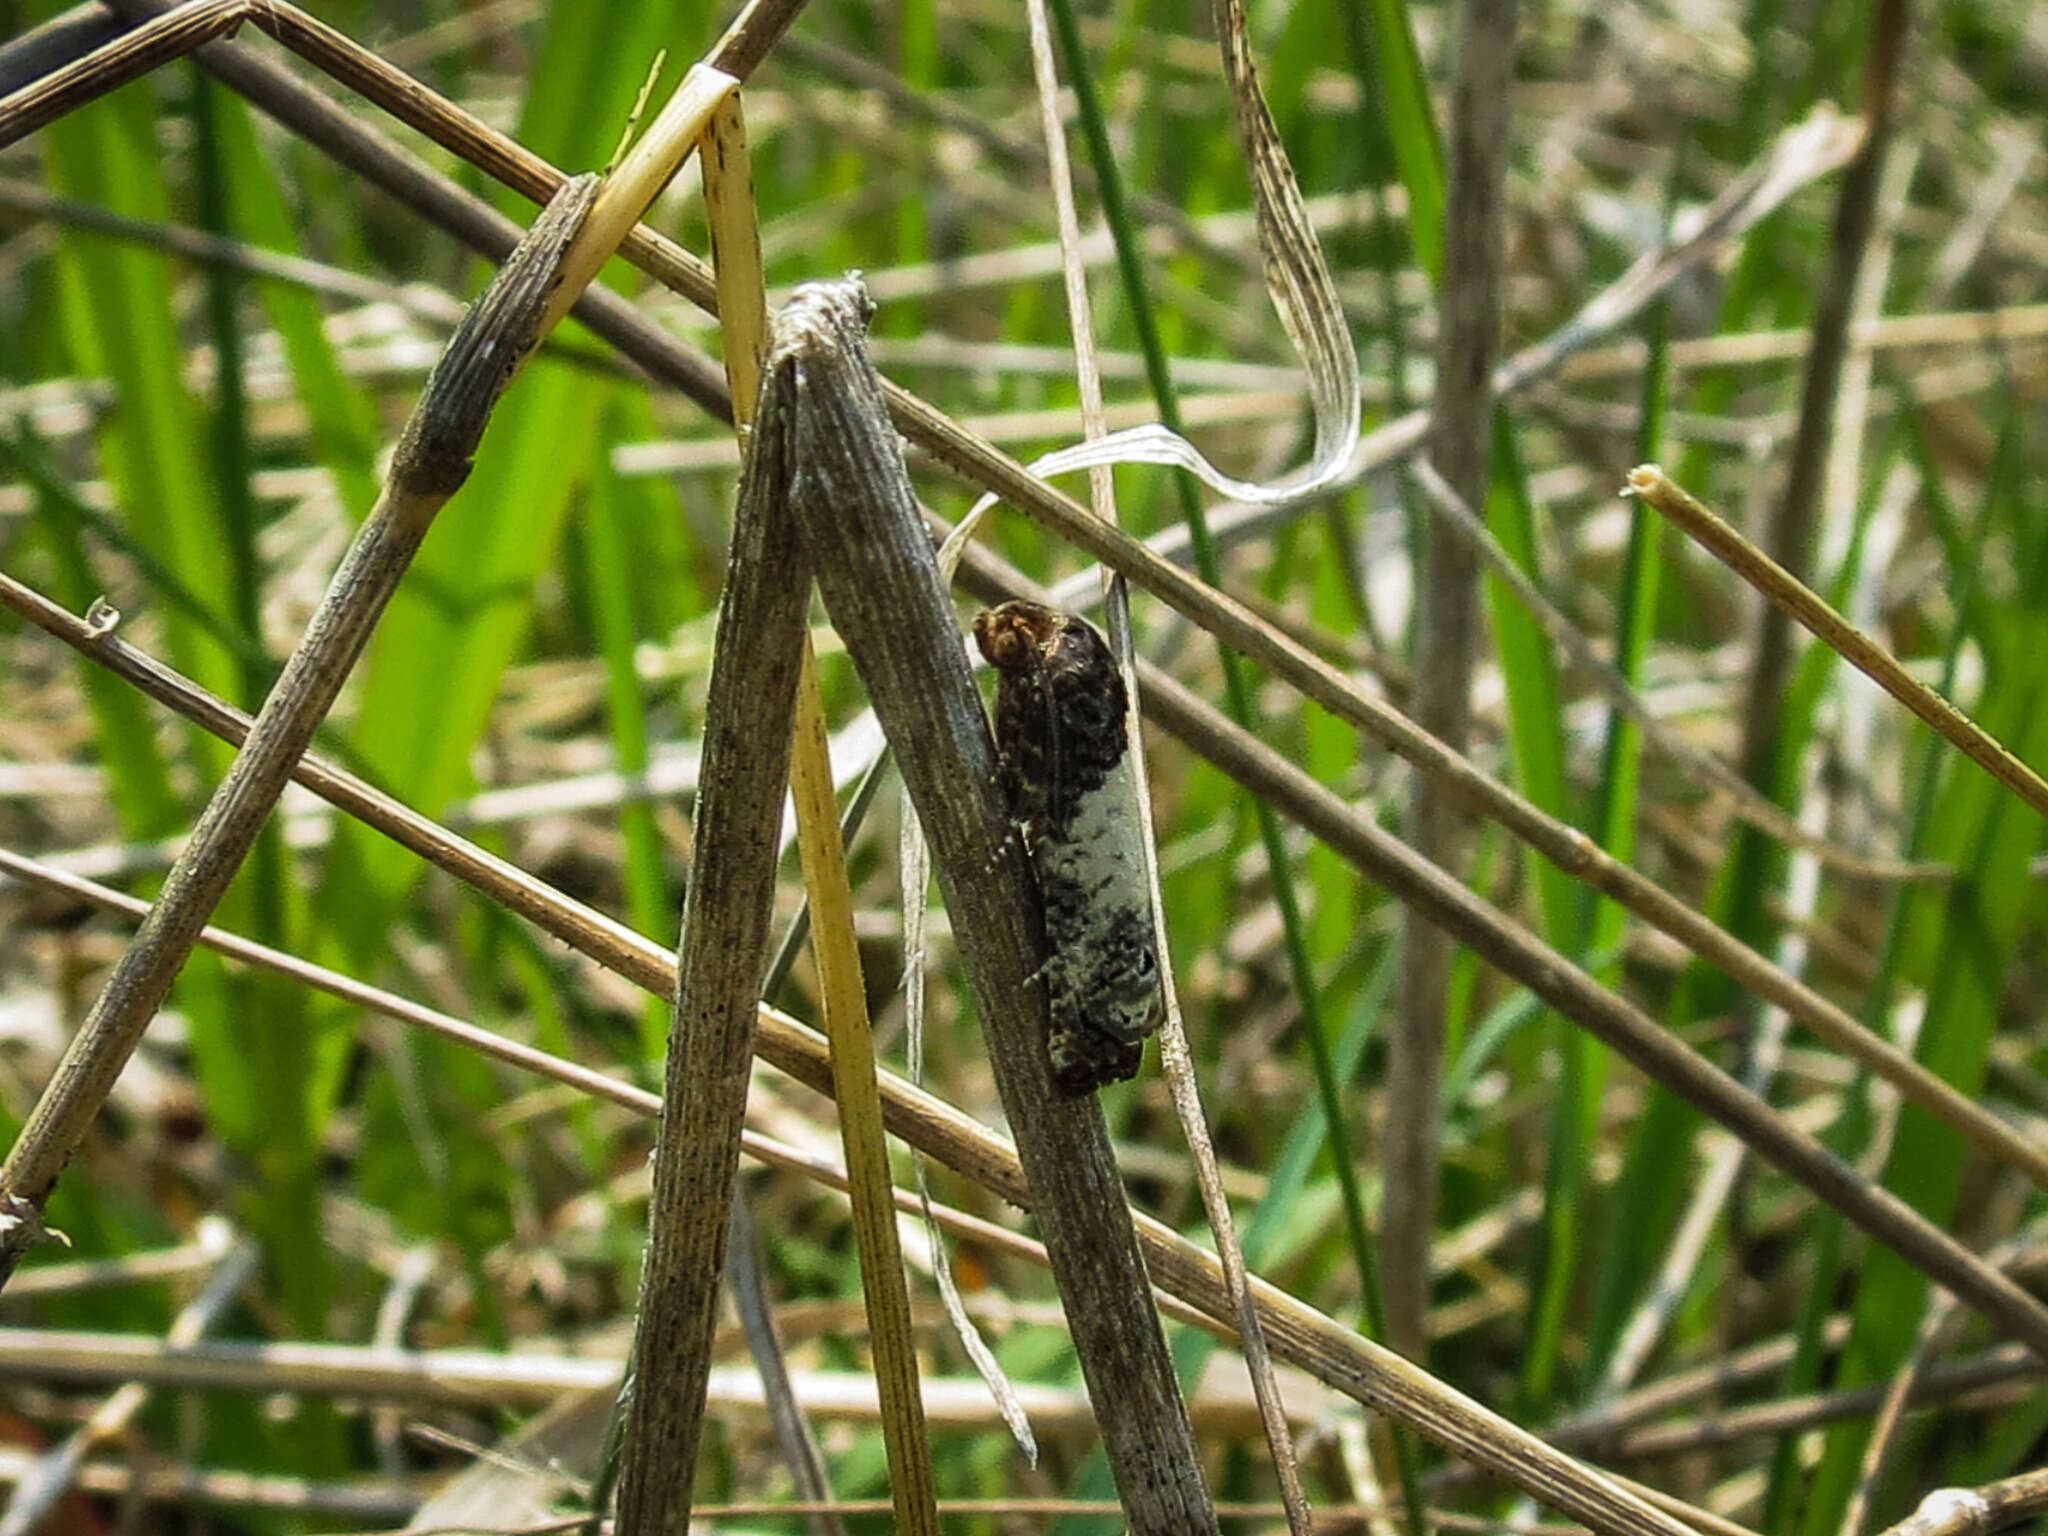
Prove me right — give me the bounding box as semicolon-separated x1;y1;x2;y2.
973;600;1164;1095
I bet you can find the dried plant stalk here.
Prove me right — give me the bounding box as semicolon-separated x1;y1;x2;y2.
1388;0;1518;1360
1630;465;2048;821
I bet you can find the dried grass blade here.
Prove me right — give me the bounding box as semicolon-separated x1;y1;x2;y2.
698;89;869;1531
898;806;1041;1465
787;643;941;1533
1408;459;1947;883
965;0;1360;515
1020;0;1314;1525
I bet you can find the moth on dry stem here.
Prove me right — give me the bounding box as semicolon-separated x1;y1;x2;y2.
974;600;1166;1096
771;277;1220;1536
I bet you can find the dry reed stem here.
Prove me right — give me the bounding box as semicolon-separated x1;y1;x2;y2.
1735;0;1912;787
609;298;813;1536
0;172;604;1287
1388;0;1516;1357
1407;459;1951;884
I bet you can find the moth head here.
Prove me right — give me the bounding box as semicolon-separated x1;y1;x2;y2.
973;600;1060;673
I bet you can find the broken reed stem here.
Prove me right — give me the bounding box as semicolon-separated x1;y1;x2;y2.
1630;464;2048;823
86;0;736;418
769;278;1220;1536
0;0;246;145
698;87;938;1533
611;363;812;1536
0;173;603;1288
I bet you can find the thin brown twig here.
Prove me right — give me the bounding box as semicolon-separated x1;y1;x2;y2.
1407;459;1952;884
1735;0;1912;787
1387;0;1516;1359
609;273;813;1536
1630;464;2048;823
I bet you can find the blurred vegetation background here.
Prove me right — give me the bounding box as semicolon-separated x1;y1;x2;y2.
2;0;2047;1530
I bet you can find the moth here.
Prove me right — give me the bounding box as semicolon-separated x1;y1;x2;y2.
973;600;1165;1095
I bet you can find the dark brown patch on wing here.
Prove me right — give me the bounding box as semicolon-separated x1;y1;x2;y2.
974;600;1128;840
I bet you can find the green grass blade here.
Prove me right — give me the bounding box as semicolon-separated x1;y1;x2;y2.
40;82;239;749
333;1;699;922
580;422;677;1063
1342;0;1443;281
